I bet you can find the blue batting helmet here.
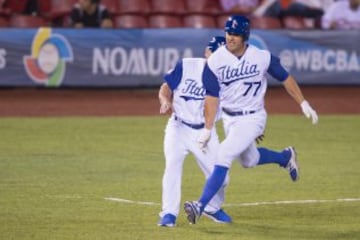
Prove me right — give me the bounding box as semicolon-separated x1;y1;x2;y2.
224;15;250;41
207;36;226;52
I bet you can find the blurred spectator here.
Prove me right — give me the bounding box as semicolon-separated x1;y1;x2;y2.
264;0;324;19
24;0;38;15
318;0;337;12
220;0;265;15
223;0;327;20
322;0;360;29
0;0;8;17
70;0;113;28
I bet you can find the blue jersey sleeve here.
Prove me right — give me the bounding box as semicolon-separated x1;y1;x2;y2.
163;60;182;90
202;63;220;97
267;55;289;82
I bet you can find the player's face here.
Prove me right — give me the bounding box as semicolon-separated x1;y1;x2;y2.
226;32;246;56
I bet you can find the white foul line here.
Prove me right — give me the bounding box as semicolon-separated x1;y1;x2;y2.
223;198;360;207
105;197;160;206
104;197;360;207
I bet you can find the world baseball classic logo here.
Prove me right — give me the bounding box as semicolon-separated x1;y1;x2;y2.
23;28;73;87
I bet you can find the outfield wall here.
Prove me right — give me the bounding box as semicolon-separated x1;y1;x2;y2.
0;28;359;88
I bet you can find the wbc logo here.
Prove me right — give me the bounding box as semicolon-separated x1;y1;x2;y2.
23;28;73;87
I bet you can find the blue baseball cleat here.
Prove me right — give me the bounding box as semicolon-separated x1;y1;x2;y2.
158;213;176;227
203;209;232;223
285;146;299;181
184;201;201;224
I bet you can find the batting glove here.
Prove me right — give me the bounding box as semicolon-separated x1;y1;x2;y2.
300;100;318;124
198;128;211;153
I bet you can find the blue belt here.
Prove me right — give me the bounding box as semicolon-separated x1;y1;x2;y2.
175;116;204;130
222;108;256;116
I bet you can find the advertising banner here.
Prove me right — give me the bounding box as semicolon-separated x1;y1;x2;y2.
0;28;358;87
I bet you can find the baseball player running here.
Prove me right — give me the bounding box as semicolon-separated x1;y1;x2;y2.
158;36;232;227
184;15;318;224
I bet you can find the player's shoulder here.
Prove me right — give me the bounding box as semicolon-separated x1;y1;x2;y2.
247;44;271;60
247;44;270;55
182;57;206;68
211;45;228;58
207;46;227;65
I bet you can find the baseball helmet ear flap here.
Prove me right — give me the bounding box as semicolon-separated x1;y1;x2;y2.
224;15;250;41
207;36;226;52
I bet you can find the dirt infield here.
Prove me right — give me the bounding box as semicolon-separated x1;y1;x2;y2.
0;86;359;117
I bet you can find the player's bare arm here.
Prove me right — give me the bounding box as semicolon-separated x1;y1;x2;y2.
204;95;219;130
283;75;305;104
283;76;319;124
158;83;172;114
198;95;219;152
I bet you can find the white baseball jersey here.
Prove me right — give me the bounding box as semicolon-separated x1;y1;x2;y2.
204;44;288;112
207;44;269;112
167;58;206;125
202;44;289;168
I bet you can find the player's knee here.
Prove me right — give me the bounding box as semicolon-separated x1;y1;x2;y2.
217;152;234;168
241;160;257;168
240;151;260;168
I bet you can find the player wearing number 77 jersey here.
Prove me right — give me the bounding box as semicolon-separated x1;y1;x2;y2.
184;15;319;224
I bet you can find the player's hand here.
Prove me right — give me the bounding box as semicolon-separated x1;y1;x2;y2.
160;102;171;114
198;128;211;153
300;100;318;124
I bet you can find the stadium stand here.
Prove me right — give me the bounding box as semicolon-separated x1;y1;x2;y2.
101;0;119;15
250;16;283;29
0;0;326;29
0;7;10;17
117;0;151;15
37;0;51;16
0;16;9;26
184;0;221;15
3;0;28;14
0;0;11;16
9;14;47;27
216;14;231;28
150;0;186;15
38;0;76;20
282;16;307;29
149;14;183;28
183;14;217;28
114;14;148;28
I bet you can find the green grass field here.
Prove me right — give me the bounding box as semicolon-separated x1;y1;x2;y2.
0;115;359;240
